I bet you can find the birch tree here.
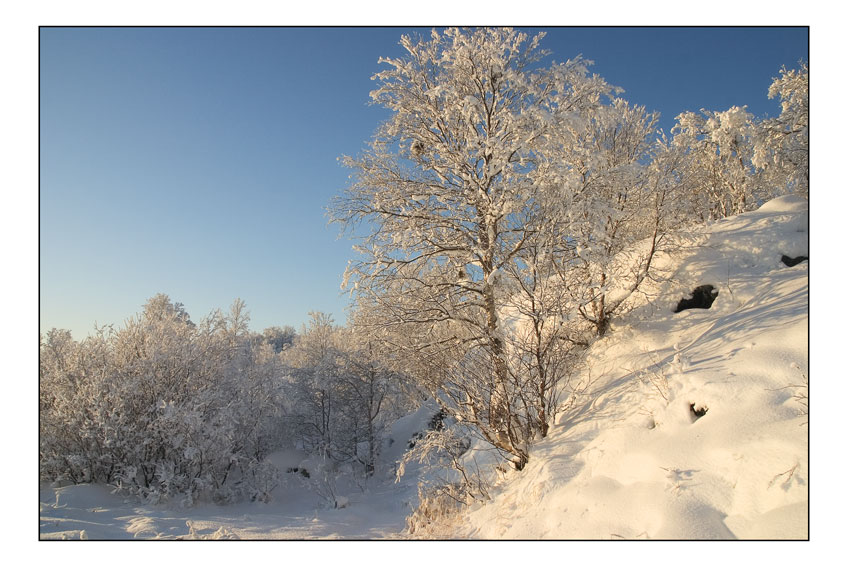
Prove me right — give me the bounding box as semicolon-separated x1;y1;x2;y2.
332;27;615;469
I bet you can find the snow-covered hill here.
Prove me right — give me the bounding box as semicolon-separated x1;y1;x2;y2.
39;196;809;541
455;195;809;539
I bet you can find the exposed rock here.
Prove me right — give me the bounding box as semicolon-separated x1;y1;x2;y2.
781;255;808;267
674;285;718;313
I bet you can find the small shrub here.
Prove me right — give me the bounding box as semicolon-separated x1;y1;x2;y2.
406;483;467;538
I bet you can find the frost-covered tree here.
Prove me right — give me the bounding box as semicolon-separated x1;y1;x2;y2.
500;239;586;439
755;63;808;197
40;295;287;504
543;97;669;337
671;105;765;219
669;63;808;216
282;313;405;476
284;311;343;459
332;27;617;469
492;99;682;442
336;332;405;475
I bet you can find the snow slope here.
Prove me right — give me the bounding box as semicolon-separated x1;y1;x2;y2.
456;195;809;539
39;196;809;542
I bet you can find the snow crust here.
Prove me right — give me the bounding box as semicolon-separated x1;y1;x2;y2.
39;197;808;541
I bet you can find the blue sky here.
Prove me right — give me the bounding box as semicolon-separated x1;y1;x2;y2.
39;27;808;339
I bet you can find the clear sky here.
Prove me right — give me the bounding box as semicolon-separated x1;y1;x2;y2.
39;26;808;339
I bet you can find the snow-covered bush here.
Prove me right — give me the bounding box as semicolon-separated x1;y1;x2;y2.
39;294;286;504
398;424;505;538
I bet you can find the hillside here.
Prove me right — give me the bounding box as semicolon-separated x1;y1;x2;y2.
454;195;809;539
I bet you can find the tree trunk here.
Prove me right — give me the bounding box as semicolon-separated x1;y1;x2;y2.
483;282;510;433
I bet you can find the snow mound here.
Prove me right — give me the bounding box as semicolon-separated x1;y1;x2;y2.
756;194;808;213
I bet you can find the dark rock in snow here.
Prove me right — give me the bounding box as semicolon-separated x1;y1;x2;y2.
781;254;808;267
690;403;708;422
674;285;719;313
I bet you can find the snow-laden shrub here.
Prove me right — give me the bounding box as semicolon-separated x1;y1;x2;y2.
397;424;503;537
406;482;467;538
39;295;286;504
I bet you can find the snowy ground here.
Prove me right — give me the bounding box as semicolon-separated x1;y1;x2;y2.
39;404;441;540
38;196;815;546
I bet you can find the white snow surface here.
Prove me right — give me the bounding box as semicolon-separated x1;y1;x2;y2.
39;197;809;541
